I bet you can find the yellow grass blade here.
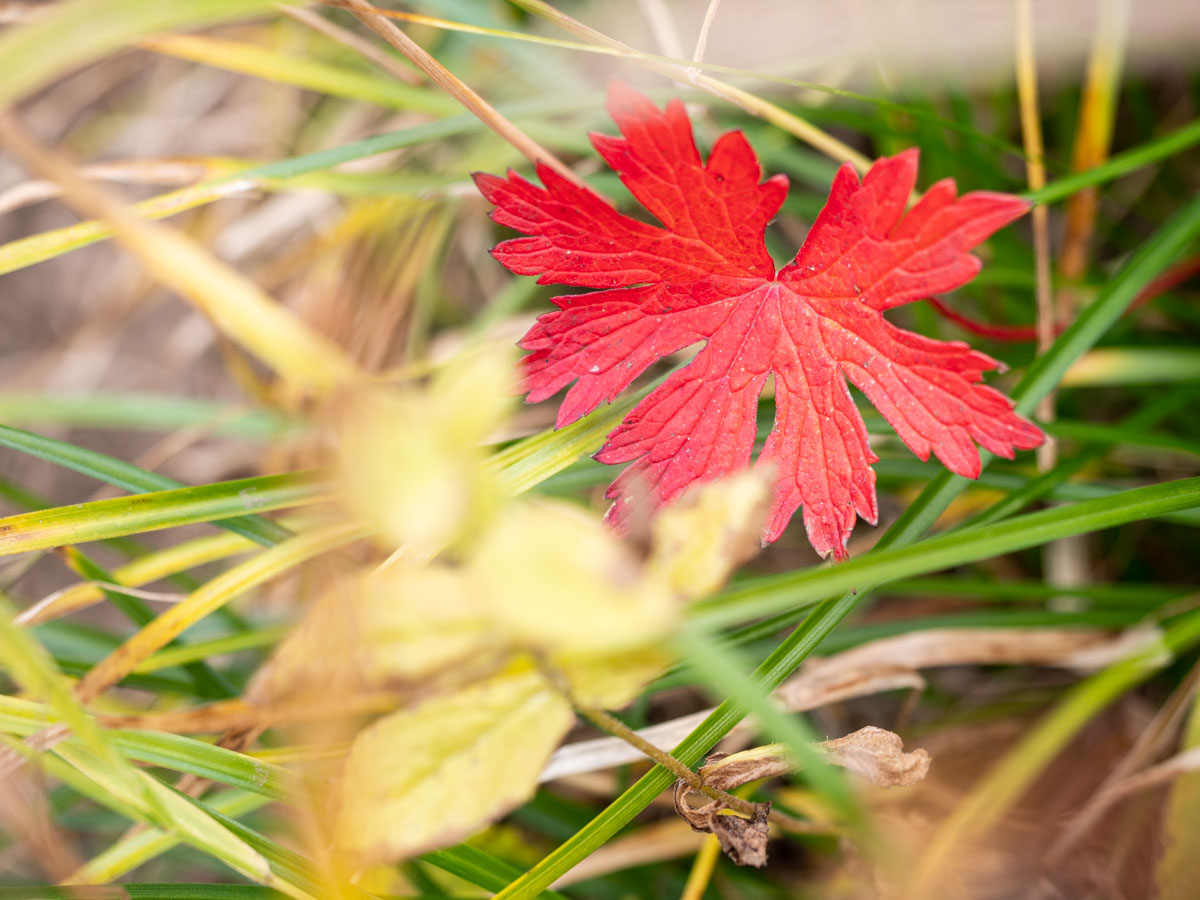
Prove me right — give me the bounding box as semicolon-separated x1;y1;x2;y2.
73;520;367;704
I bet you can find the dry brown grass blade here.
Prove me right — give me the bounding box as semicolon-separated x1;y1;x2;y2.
337;0;583;187
1044;657;1200;863
0;767;83;880
540;626;1143;781
281;4;421;84
0;157;230;216
100;691;400;734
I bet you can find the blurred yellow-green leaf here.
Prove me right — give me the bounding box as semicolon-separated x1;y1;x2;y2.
333;666;573;866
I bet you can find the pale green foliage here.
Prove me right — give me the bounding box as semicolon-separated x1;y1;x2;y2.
333;666;574;866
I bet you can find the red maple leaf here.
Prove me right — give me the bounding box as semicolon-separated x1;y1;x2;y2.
474;84;1044;559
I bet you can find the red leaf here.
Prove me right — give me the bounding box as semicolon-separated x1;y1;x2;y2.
474;83;1044;559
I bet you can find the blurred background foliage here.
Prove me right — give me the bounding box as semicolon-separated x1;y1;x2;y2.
0;1;1198;898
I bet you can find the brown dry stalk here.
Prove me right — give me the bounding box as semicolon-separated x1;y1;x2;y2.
281;4;421;85
578;702;761;818
533;657;760;817
336;0;583;187
1044;656;1200;863
99;691;401;733
510;0;871;172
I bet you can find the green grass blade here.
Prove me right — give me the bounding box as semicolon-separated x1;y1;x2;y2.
0;424;293;546
423;846;570;900
0;700;292;802
0;392;298;438
72;789;264;885
0;472;330;557
1024;116;1200;206
692;478;1200;630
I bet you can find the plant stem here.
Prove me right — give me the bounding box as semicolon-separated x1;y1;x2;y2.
536;659;759;817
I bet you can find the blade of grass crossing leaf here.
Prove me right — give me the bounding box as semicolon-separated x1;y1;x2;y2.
490;163;1200;900
903;606;1200;896
0;423;292;546
0;472;330;558
675;624;859;820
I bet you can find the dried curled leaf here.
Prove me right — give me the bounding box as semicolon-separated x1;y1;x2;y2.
333;666;573;866
818;726;932;788
672;727;929;869
672;779;771;868
701;727;931;791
